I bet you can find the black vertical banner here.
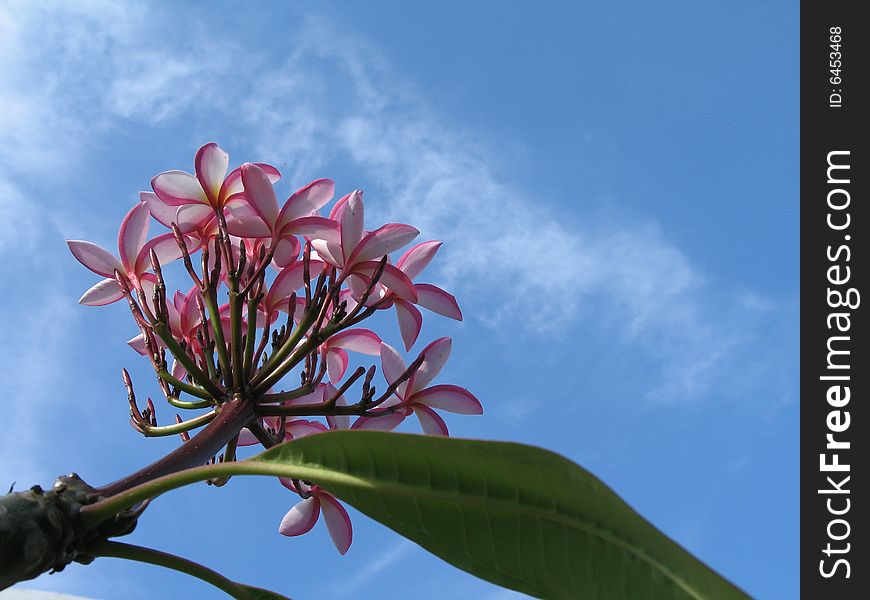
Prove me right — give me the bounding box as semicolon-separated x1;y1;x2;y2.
802;3;869;598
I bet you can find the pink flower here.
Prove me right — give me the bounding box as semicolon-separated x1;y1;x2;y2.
67;202;193;306
232;163;341;267
387;241;463;350
319;328;382;383
278;480;353;555
275;416;352;554
312;191;419;301
352;338;482;436
150;142;281;228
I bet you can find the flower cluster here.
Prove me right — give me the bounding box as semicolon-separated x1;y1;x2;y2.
67;143;481;554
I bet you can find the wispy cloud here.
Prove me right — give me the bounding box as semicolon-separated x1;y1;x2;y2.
0;9;790;486
231;18;789;403
329;540;414;597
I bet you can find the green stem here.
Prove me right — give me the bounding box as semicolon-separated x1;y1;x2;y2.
141;411;216;437
257;383;316;404
166;395;214;410
157;369;214;400
80;455;356;529
243;296;259;377
249;310;316;390
204;286;234;390
251;322;331;395
229;288;244;390
90;540;288;600
154;325;224;399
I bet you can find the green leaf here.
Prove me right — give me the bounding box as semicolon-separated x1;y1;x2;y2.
81;432;748;599
254;432;748;600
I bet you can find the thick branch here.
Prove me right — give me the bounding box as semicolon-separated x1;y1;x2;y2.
96;396;254;497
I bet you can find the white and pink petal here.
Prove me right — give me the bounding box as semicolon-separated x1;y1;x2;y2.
411;384;483;415
414;284;462;320
67;240;122;278
79;278;124;306
318;493;352;555
396;241;442;280
412;405;450;436
151;170;207;206
194;142;229;204
350;223;420;264
278;497;321;537
394;299;423;351
410;337;452;395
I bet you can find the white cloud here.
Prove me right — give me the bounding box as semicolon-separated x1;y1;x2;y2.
0;8;789;477
330;540;413;596
230;18;783;402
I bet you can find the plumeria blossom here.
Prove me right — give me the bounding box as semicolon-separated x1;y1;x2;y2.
67;143;479;556
68;202;193;305
274;415;351;554
149;142;281;234
386;241;463;350
313;190;419;302
278;479;352;555
235;163;340;267
352;339;483;436
127;285;201;354
319;329;382;382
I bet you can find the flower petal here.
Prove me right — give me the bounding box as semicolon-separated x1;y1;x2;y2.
350;223;420;265
280;216;341;244
170;357;187;381
285;419;329;439
127;333;148;355
325;348;349;383
411;384;482;415
175;204;215;234
277;178;335;227
224;199;272;238
79;278;124;306
278;497;321;537
272;237;301;268
194;142;229;203
119;202;150;273
415;284;462;320
379;342;408;399
318;493;353;555
267;259;325;306
67;240;122;278
221;163;281;201
412;405;450;436
394;299;423;351
241;162;279;227
338;190;364;259
353;262;417;302
151;170;207;206
237;427;261;447
135;232;197;275
410;337;452;395
141;191;177;229
396;241;442;280
327;329;382;355
350;410;407;432
326;392;350;430
310;238;343;267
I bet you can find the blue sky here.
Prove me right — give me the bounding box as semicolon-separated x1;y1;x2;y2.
0;1;797;599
